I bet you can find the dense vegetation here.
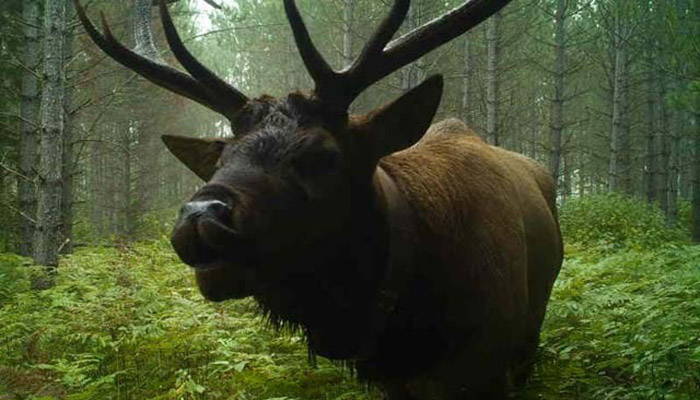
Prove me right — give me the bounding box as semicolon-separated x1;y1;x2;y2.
1;194;698;399
0;0;698;398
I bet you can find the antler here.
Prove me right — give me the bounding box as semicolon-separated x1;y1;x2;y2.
74;0;248;121
285;0;512;110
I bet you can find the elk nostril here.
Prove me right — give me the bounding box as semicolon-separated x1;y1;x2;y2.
180;200;231;220
208;200;230;214
179;203;200;219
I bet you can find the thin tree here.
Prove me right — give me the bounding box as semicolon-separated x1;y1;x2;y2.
61;0;76;253
607;6;631;193
400;1;425;91
34;0;67;286
486;11;502;146
693;114;700;242
461;33;474;128
548;0;568;187
18;0;41;257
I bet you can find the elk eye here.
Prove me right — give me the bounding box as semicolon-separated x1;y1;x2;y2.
293;150;340;177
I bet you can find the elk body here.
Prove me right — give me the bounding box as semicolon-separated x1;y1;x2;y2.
75;0;563;398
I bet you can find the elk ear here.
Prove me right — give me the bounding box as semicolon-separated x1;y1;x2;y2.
366;75;443;159
162;135;225;181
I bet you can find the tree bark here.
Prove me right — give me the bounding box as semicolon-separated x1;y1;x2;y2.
133;0;164;62
644;55;657;203
89;136;104;237
19;0;41;257
461;34;474;127
692;112;700;242
656;75;670;214
562;154;572;201
667;106;680;226
549;0;567;186
401;2;424;91
34;0;67;285
61;0;75;254
486;11;501;146
608;12;630;193
121;124;134;237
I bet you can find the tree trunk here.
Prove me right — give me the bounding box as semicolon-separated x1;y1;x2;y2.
656;75;670;213
608;13;630;193
89;137;104;237
61;0;75;254
401;2;424;91
692;112;700;242
122;126;134;237
644;55;657;203
667;107;680;226
562;154;572;201
34;0;67;285
486;11;501;146
19;0;41;257
461;34;474;127
549;0;566;186
132;0;163;62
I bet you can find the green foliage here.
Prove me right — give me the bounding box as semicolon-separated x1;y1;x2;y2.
2;197;699;399
560;194;687;251
0;253;30;305
131;208;178;241
522;245;700;400
0;204;18;253
0;241;377;400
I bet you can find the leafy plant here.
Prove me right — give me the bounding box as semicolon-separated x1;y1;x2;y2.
521;245;700;400
1;217;698;399
0;242;378;400
560;193;687;251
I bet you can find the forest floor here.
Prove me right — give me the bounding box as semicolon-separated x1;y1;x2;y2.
1;195;700;400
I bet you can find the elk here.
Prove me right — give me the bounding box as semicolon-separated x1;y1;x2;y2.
75;0;563;398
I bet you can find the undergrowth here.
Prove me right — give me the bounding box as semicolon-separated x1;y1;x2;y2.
522;245;700;400
0;240;376;400
0;194;698;399
559;193;688;251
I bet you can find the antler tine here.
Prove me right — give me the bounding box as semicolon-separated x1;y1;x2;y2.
348;0;410;73
339;0;410;102
365;0;512;90
283;0;336;90
73;0;246;120
285;0;512;111
157;0;247;114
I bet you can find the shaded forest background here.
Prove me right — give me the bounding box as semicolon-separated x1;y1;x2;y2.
0;0;698;261
0;0;699;399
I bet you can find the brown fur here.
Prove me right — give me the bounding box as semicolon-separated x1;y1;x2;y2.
76;0;559;395
370;118;563;398
163;86;561;399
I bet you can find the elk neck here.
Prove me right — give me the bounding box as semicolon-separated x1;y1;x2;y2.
252;163;418;360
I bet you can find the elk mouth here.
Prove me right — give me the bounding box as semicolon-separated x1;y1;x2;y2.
170;208;259;301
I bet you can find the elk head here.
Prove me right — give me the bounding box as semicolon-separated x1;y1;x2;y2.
75;0;511;302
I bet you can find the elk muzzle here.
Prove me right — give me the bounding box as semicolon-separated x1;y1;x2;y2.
171;199;239;266
170;187;260;301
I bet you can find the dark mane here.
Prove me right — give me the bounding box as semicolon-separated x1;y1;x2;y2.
232;93;339;135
